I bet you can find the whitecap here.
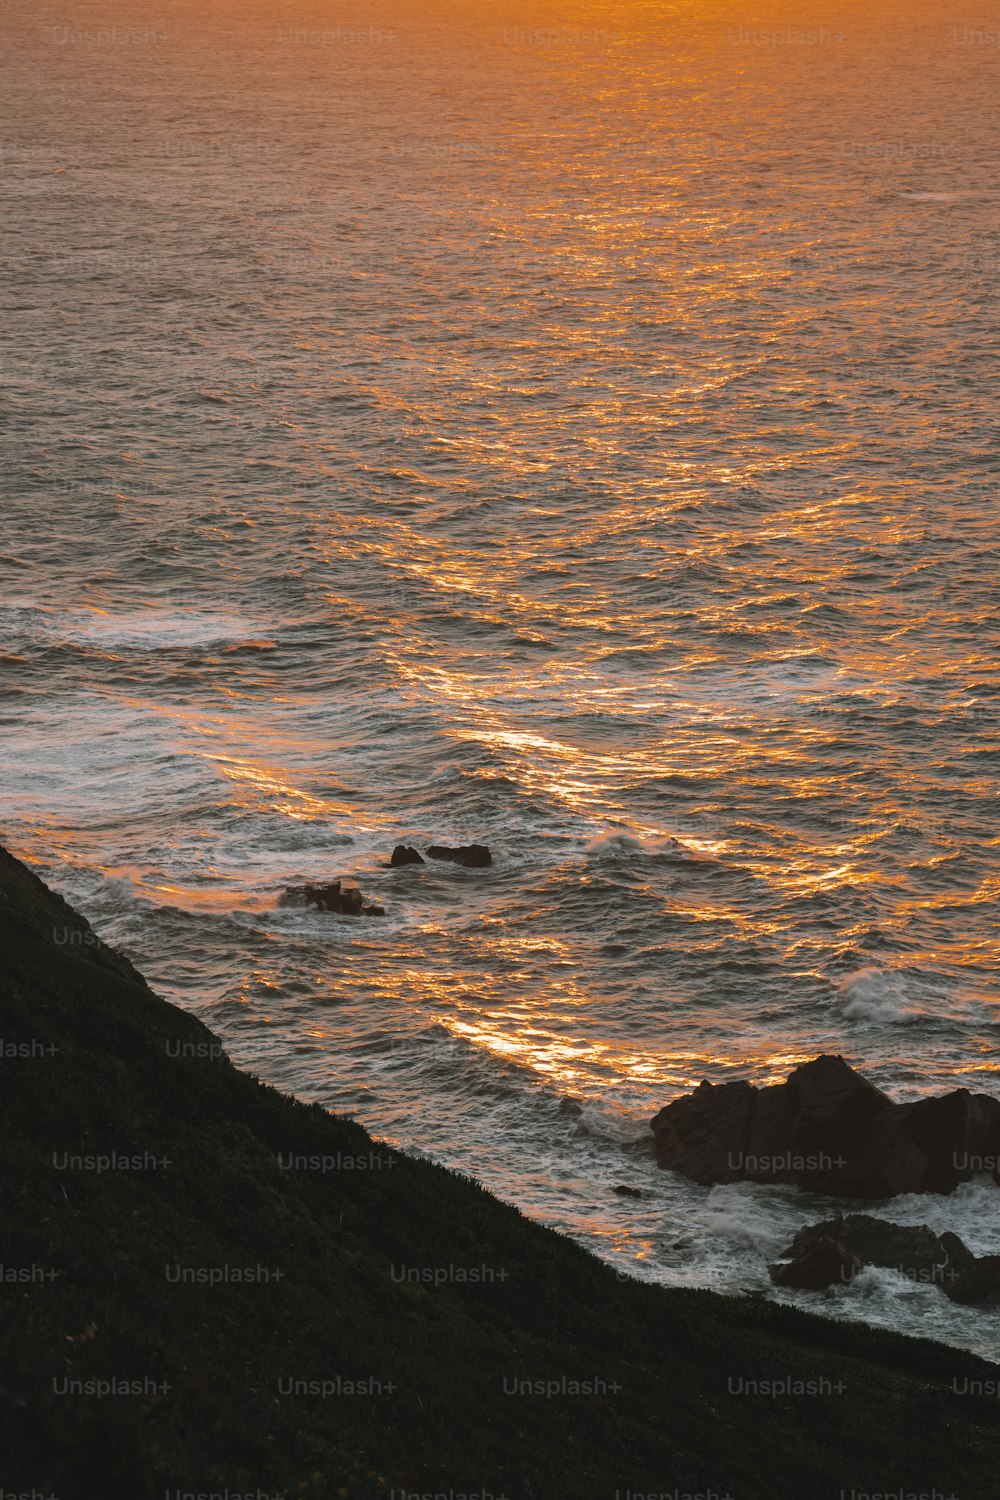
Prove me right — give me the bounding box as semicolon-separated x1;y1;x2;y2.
586;830;717;861
834;966;916;1022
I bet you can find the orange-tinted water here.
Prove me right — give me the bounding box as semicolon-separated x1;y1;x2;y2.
2;0;998;1354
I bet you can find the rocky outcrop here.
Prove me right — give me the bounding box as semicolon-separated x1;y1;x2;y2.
384;843;492;869
946;1254;1000;1305
281;881;384;917
390;845;425;867
768;1214;1000;1303
771;1215;950;1290
426;844;492;868
650;1055;1000;1198
770;1235;863;1291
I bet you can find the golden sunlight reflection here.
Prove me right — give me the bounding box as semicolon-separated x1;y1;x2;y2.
204;752;338;820
438;1014;818;1097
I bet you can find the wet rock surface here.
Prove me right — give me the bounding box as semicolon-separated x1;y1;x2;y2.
651;1054;1000;1198
389;845;425;867
426;844;493;868
281;881;383;917
769;1214;1000;1303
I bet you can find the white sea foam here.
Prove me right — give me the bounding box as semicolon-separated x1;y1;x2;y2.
48;609;270;650
834;967;916;1022
586;830;716;861
700;1183;789;1254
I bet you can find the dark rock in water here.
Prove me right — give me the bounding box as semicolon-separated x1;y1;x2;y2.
650;1054;1000;1198
280;881;335;910
335;882;364;916
774;1215;953;1286
281;881;371;917
904;1089;1000;1194
769;1236;862;1291
767;1214;1000;1301
650;1077;757;1187
939;1230;976;1274
825;1215;948;1278
426;844;492;868
390;845;424;867
612;1185;643;1199
361;904;386;918
943;1254;1000;1305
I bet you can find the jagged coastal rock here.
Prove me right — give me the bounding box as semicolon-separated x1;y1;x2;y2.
944;1253;1000;1305
770;1234;863;1292
650;1054;1000;1198
426;844;492;868
769;1214;1000;1304
281;881;385;917
390;844;425;866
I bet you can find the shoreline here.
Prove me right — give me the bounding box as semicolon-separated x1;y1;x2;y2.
8;837;1000;1361
2;837;999;1497
12;840;1000;1363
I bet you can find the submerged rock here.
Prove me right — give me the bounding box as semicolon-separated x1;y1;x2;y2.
390;845;424;867
426;844;492;868
650;1054;1000;1198
612;1185;643;1199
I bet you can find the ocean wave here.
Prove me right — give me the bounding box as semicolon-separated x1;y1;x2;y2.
833;967;920;1023
585;830;720;862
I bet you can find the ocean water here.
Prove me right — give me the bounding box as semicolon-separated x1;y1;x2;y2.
2;0;999;1358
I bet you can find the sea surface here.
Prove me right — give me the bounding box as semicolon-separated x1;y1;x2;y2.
2;0;999;1358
